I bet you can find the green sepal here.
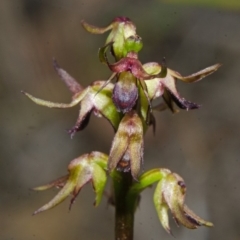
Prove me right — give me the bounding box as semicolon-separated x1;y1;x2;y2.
21;87;90;109
81;20;113;34
32;175;68;191
138;80;149;130
108;111;144;179
169;63;221;83
89;152;108;206
153;180;171;234
92;81;122;129
33;157;84;215
92;163;107;206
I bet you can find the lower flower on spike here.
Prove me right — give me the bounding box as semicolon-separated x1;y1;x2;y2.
153;171;213;234
33;152;108;215
108;110;144;179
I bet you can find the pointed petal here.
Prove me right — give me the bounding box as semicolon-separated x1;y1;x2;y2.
169;63;222;83
170;202;197;229
129;140;142;180
108;111;144;172
167;88;201;110
81;20;113;34
69;152;108;209
108;126;129;172
162;89;178;113
53;59;82;94
33;173;78;215
73;161;92;195
109;111;144;177
88;151;108;206
183;205;213;227
162;173;211;229
69;162;93;208
68;111;92;138
161;74;200;111
33;155;87;214
32;175;68;191
128;112;144;179
22;87;89;108
68;92;93;138
163;173;201;229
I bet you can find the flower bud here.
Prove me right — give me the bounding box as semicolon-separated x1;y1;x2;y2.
122;35;143;57
82;17;138;60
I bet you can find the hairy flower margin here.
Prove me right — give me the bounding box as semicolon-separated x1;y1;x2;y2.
22;17;221;234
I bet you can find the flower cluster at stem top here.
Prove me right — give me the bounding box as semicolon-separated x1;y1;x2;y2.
22;16;220;233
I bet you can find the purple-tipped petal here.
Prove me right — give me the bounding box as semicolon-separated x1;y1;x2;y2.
53;59;82;94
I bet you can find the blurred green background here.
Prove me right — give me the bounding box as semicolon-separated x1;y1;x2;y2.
1;0;240;239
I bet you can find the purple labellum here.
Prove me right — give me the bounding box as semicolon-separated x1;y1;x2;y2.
112;74;138;113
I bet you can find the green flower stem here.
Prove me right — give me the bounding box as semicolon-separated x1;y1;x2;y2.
113;171;138;240
129;168;170;195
